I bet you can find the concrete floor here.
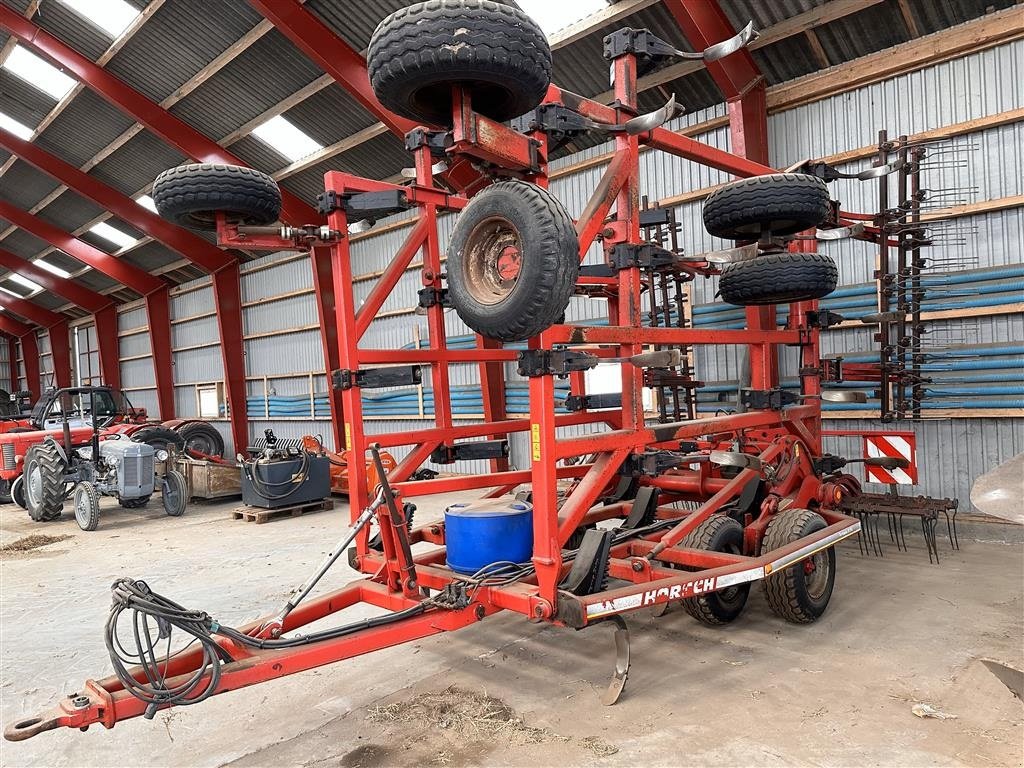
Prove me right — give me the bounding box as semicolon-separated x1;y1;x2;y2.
0;492;1021;768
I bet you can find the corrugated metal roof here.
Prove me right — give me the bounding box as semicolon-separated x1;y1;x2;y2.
32;0;119;62
34;89;136;168
104;0;264;104
283;84;378;146
37;250;82;274
305;0;412;51
0;159;60;210
89;129;186;195
36;191;105;233
0;228;48;259
119;239;185;272
279;131;408;203
0;70;54;130
168;29;323;140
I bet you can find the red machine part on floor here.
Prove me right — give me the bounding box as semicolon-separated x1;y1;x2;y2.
4;8;907;743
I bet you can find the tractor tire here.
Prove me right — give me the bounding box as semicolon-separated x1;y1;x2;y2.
761;508;835;624
447;180;578;342
119;495;151;509
152;163;281;231
73;483;101;532
10;476;26;509
177;421;225;458
131;425;186;455
368;0;551;126
719;252;838;306
703;173;830;240
679;514;750;625
161;470;188;517
23;442;65;522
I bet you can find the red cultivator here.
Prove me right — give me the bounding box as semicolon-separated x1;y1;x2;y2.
6;1;902;743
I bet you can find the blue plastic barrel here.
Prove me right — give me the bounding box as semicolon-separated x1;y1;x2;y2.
444;499;533;575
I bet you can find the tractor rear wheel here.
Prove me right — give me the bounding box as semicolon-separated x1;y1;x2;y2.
23;442;66;521
679;514;750;625
152;163;281;231
73;483;101;531
177;421;225;458
447;180;578;342
761;508;836;623
368;0;551;126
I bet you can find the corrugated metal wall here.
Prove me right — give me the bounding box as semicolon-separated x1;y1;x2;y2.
108;38;1022;504
0;340;10;392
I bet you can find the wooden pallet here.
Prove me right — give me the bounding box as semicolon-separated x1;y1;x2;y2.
232;498;334;524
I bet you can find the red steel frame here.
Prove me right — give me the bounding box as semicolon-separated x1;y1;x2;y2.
0;293;71;389
4;39;874;742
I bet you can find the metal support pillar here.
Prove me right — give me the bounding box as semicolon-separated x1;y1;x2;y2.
19;333;40;400
47;323;72;388
212;265;249;456
143;289;176;422
93;305;121;391
6;335;17;392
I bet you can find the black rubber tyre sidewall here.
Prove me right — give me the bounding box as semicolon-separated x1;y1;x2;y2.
162;470;188;517
680;514;749;625
23;442;65;521
447;181;578;342
368;0;551;125
719;252;838;306
74;483;100;532
119;495;151;509
152;163;282;231
761;509;836;624
178;422;225;458
704;173;830;240
131;425;186;454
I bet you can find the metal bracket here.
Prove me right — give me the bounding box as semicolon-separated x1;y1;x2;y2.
430;440;509;464
603;23;756;73
517;349;598;378
417;286;452;309
805;309;845;329
533;95;681;141
404;128;452;158
564;392;622;412
609;242;679;271
740;388;800;410
622;450;688;477
332;365;422;391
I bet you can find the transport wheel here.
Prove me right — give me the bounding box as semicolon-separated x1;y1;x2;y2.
679;514;749;625
703;173;830;240
23;442;65;522
119;495;151;509
761;508;835;624
177;421;225;458
131;425;186;455
73;483;101;532
368;0;551;125
10;476;27;509
447;180;578;342
161;470;188;517
719;252;838;306
152;163;281;231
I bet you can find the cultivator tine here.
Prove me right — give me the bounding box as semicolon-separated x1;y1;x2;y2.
704;21;758;61
624;94;681;135
600;616;631;706
817;222;865;240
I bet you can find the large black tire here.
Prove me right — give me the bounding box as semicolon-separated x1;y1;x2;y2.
73;483;101;532
23;442;65;522
119;495;151;509
152;164;281;231
703;173;830;240
761;508;836;624
680;515;749;625
447;180;577;342
368;0;551;125
719;252;838;306
177;421;225;458
131;425;185;455
161;470;188;517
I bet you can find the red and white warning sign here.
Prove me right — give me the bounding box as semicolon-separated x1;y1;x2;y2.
863;432;918;485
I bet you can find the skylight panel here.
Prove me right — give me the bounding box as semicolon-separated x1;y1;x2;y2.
9;273;43;292
0;286;23;298
3;46;76;101
57;0;140;38
251;115;323;163
515;0;608;37
34;259;72;279
0;111;34;140
90;222;138;249
135;194;158;213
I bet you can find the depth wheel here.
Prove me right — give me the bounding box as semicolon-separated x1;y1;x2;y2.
679;514;749;625
447;181;578;342
703;173;830;240
152;163;281;231
761;508;835;624
73;483;101;532
23;442;66;521
719;252;837;306
368;0;551;125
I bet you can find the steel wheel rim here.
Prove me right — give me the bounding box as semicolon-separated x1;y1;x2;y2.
74;487;91;527
27;464;42;507
803;550;830;600
463;215;523;306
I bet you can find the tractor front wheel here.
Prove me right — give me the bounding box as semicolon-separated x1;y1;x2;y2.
73;483;101;532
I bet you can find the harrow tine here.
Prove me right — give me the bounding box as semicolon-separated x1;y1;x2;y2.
600;616;631;706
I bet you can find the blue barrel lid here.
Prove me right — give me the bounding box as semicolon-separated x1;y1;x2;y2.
445;500;532;518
